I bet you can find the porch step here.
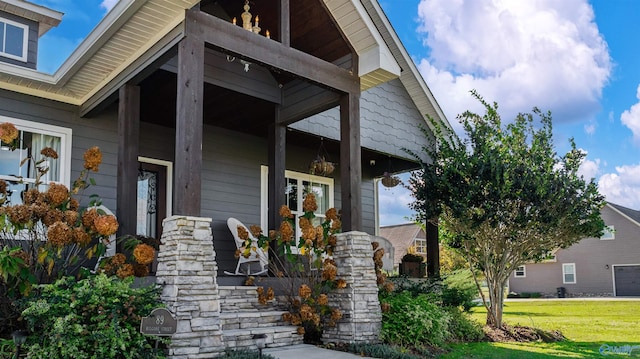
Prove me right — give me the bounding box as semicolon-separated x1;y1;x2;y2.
223;325;304;349
221;310;289;331
219;285;285;312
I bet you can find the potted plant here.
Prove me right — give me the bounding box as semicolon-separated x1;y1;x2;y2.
399;252;426;278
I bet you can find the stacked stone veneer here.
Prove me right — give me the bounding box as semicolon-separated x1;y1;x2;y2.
322;231;382;343
156;216;224;358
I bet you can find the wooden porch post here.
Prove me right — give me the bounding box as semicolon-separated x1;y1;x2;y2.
174;8;204;216
426;220;440;278
268;106;287;230
116;84;140;240
340;91;362;232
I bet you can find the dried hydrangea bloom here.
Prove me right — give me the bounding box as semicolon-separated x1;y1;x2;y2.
69;198;80;211
47;221;72;247
279;221;294;243
234;248;241;259
317;294;328;306
383;282;394;293
381;302;391;313
302;226;316;243
325;208;338;221
330;219;341;232
94;215;119;236
10;249;30;266
133;263;150;277
249;224;262;238
0;179;6;195
237;225;249;240
372;241;380;251
299;304;314;321
72;227;91;246
374;248;384;260
298;284;312;299
298;217;311;230
110;253;127;266
45;182;69;207
282;312;292;323
133;243;155;265
279;205;293;218
82;208;99;232
336;279;347;289
83;146;102;172
42;208;63;226
322;263;337;281
22;189;41;205
8;205;33;224
40;147;59;159
116;263;134;279
64;210;79;226
315;226;324;243
268;229;277;240
296;326;305;335
330;308;343;321
267;287;274;301
31;204;49;219
302;192;318;213
0;122;18;143
327;235;337;247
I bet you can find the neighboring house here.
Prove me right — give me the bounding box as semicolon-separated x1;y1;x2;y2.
379;223;426;270
509;203;640;297
0;0;449;275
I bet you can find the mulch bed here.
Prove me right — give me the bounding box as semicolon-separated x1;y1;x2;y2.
483;324;565;343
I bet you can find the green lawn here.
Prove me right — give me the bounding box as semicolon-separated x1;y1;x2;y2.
440;300;640;358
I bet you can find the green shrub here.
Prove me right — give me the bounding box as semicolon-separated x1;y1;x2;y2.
20;273;167;359
347;343;422;359
380;291;450;347
441;269;478;311
445;306;485;342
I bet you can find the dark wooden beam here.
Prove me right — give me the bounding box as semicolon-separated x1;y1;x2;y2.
279;80;340;124
268;106;287;231
340;91;362;232
190;10;359;94
116;83;140;240
174;8;204;216
278;0;290;47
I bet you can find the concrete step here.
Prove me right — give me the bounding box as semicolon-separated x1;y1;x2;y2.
223;325;304;350
220;310;288;331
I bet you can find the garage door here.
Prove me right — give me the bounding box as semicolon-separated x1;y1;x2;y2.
614;265;640;296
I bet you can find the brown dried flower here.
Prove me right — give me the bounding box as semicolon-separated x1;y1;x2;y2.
302;226;316;243
372;241;380;251
46;183;69;207
110;253;127;266
0;122;18;143
249;225;262;238
237;225;249;240
317;294;329;306
279;205;293;218
336;279;347;289
381;302;391;313
297;326;305;335
133;243;155;265
64;210;79;226
83;146;102;172
279;221;293;243
72;227;92;246
0;179;6;195
40;147;59;159
94;215;119;236
298;217;312;230
322;263;337;281
42;208;64;226
133;263;150;277
7;205;33;224
327;235;337;247
47;221;72;247
303;193;318;213
116;263;134;279
82;208;99;232
68;198;80;211
331;219;341;232
325;207;338;221
298;284;312;299
331;308;343;321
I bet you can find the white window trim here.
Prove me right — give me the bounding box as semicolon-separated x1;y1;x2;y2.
562;263;576;284
0;117;72;187
0;17;29;62
514;265;526;278
600;225;615;240
414;238;427;254
260;165;334;235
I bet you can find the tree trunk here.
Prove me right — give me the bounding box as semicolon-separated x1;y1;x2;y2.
486;275;507;328
426;219;440;278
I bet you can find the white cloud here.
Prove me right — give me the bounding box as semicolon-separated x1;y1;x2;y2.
584;123;595;135
620;84;640;145
598;164;640;209
415;0;611;127
378;174;416;226
100;0;119;13
578;157;600;180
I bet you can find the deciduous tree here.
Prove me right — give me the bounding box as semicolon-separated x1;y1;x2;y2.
406;91;605;328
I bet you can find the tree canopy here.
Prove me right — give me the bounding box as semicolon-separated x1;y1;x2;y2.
406;91;605;327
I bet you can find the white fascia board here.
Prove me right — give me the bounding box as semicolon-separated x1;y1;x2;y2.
1;0;63;22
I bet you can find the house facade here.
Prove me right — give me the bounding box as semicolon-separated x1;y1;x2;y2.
509;203;640;297
379;223;427;270
0;0;449;275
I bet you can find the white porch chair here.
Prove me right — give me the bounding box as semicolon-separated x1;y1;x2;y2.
224;217;268;276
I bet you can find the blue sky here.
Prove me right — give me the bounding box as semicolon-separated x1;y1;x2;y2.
31;1;640;226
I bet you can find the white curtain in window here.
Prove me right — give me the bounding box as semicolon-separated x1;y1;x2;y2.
29;132;61;183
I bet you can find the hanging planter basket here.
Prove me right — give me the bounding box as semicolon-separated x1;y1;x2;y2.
309;138;335;176
381;172;401;188
310;156;335;176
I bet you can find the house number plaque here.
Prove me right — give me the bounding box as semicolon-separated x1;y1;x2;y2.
140;308;177;336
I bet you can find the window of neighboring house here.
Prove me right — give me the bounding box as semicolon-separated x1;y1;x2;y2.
414;238;426;254
600;225;615;240
0;17;29;62
562;263;576;284
0;118;72;205
260;166;334;244
514;265;526;278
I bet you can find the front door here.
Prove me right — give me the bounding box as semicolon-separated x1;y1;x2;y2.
137;159;171;240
